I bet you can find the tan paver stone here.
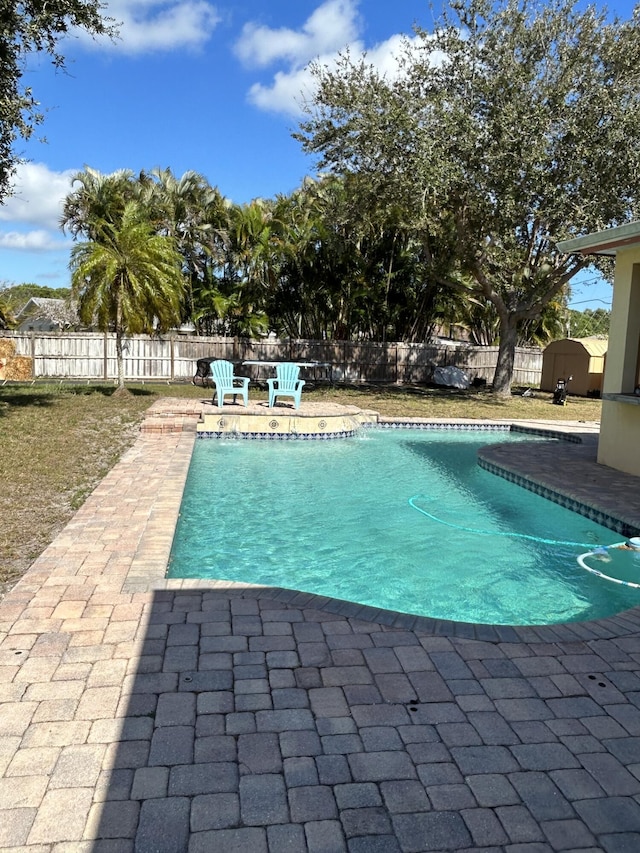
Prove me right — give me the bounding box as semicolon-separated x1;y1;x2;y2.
113;641;142;660
6;746;61;777
87;719;126;743
63;645;113;663
111;604;144;622
21;607;55;620
0;635;37;650
86;659;129;689
62;584;98;601
90;591;131;606
0;648;31;666
24;680;86;702
27;788;94;844
0;737;21;775
0;807;37;847
82;605;113;619
9;620;63;636
75;687;121;721
0;683;27;702
24;595;62;610
53;663;92;681
21;721;91;748
41;578;82;590
29;633;71;657
60;618;109;634
52;602;86;620
0;666;20;683
49;744;106;789
0;603;28;622
131;592;156;604
13;658;59;684
0;701;38;736
31;698;80;723
0;775;48;808
103;622;139;644
66;631;106;647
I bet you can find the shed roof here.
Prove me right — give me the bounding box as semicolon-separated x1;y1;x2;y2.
545;337;608;357
573;337;608;357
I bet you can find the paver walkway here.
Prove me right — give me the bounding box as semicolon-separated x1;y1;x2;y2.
1;402;640;852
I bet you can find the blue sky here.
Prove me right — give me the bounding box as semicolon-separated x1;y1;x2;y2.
0;0;633;310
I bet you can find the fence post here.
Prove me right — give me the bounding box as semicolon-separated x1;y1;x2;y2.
170;336;175;381
103;332;108;380
30;332;36;378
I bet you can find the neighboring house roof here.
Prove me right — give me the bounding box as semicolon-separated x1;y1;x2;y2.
557;220;640;256
15;297;80;331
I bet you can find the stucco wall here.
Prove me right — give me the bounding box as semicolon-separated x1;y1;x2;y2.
598;250;640;476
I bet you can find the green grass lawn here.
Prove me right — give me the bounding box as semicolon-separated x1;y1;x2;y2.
0;380;601;596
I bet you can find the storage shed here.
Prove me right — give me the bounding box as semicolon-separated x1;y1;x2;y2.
540;337;607;397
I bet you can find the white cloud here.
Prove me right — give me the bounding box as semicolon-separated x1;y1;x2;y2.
247;65;323;117
1;163;76;230
235;0;360;68
80;0;221;54
0;230;68;252
235;1;420;117
0;163;75;254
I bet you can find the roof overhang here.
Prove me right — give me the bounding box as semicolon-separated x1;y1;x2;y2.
557;220;640;257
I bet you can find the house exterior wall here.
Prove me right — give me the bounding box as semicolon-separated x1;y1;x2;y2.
598;250;640;476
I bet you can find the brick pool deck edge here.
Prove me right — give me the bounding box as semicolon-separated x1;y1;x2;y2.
1;399;640;852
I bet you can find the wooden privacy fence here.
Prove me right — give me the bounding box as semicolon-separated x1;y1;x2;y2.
1;331;543;386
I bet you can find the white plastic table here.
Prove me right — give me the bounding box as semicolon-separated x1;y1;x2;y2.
242;360;333;384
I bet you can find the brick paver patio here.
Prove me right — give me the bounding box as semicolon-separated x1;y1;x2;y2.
1;399;640;852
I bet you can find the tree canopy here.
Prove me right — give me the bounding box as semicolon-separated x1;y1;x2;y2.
296;0;640;392
1;283;71;311
0;0;116;200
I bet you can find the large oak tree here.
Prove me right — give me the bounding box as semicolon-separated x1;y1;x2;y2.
297;0;640;393
0;1;116;200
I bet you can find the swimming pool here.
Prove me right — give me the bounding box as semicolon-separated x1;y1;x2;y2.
168;429;640;625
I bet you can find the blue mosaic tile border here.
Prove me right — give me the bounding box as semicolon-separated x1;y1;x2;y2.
379;422;580;443
379;421;510;432
197;421;578;442
478;457;634;536
197;429;359;440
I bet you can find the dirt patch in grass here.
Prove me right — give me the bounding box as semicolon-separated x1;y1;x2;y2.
0;384;155;597
0;380;601;600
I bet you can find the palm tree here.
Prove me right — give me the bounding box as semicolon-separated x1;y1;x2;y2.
69;201;185;391
143;169;230;329
61;166;137;240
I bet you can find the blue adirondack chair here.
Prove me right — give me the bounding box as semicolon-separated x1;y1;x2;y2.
267;362;306;409
209;359;250;407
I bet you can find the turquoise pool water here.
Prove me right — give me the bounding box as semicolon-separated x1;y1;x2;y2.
168;429;640;625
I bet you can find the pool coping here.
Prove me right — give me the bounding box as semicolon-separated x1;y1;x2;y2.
123;405;640;645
